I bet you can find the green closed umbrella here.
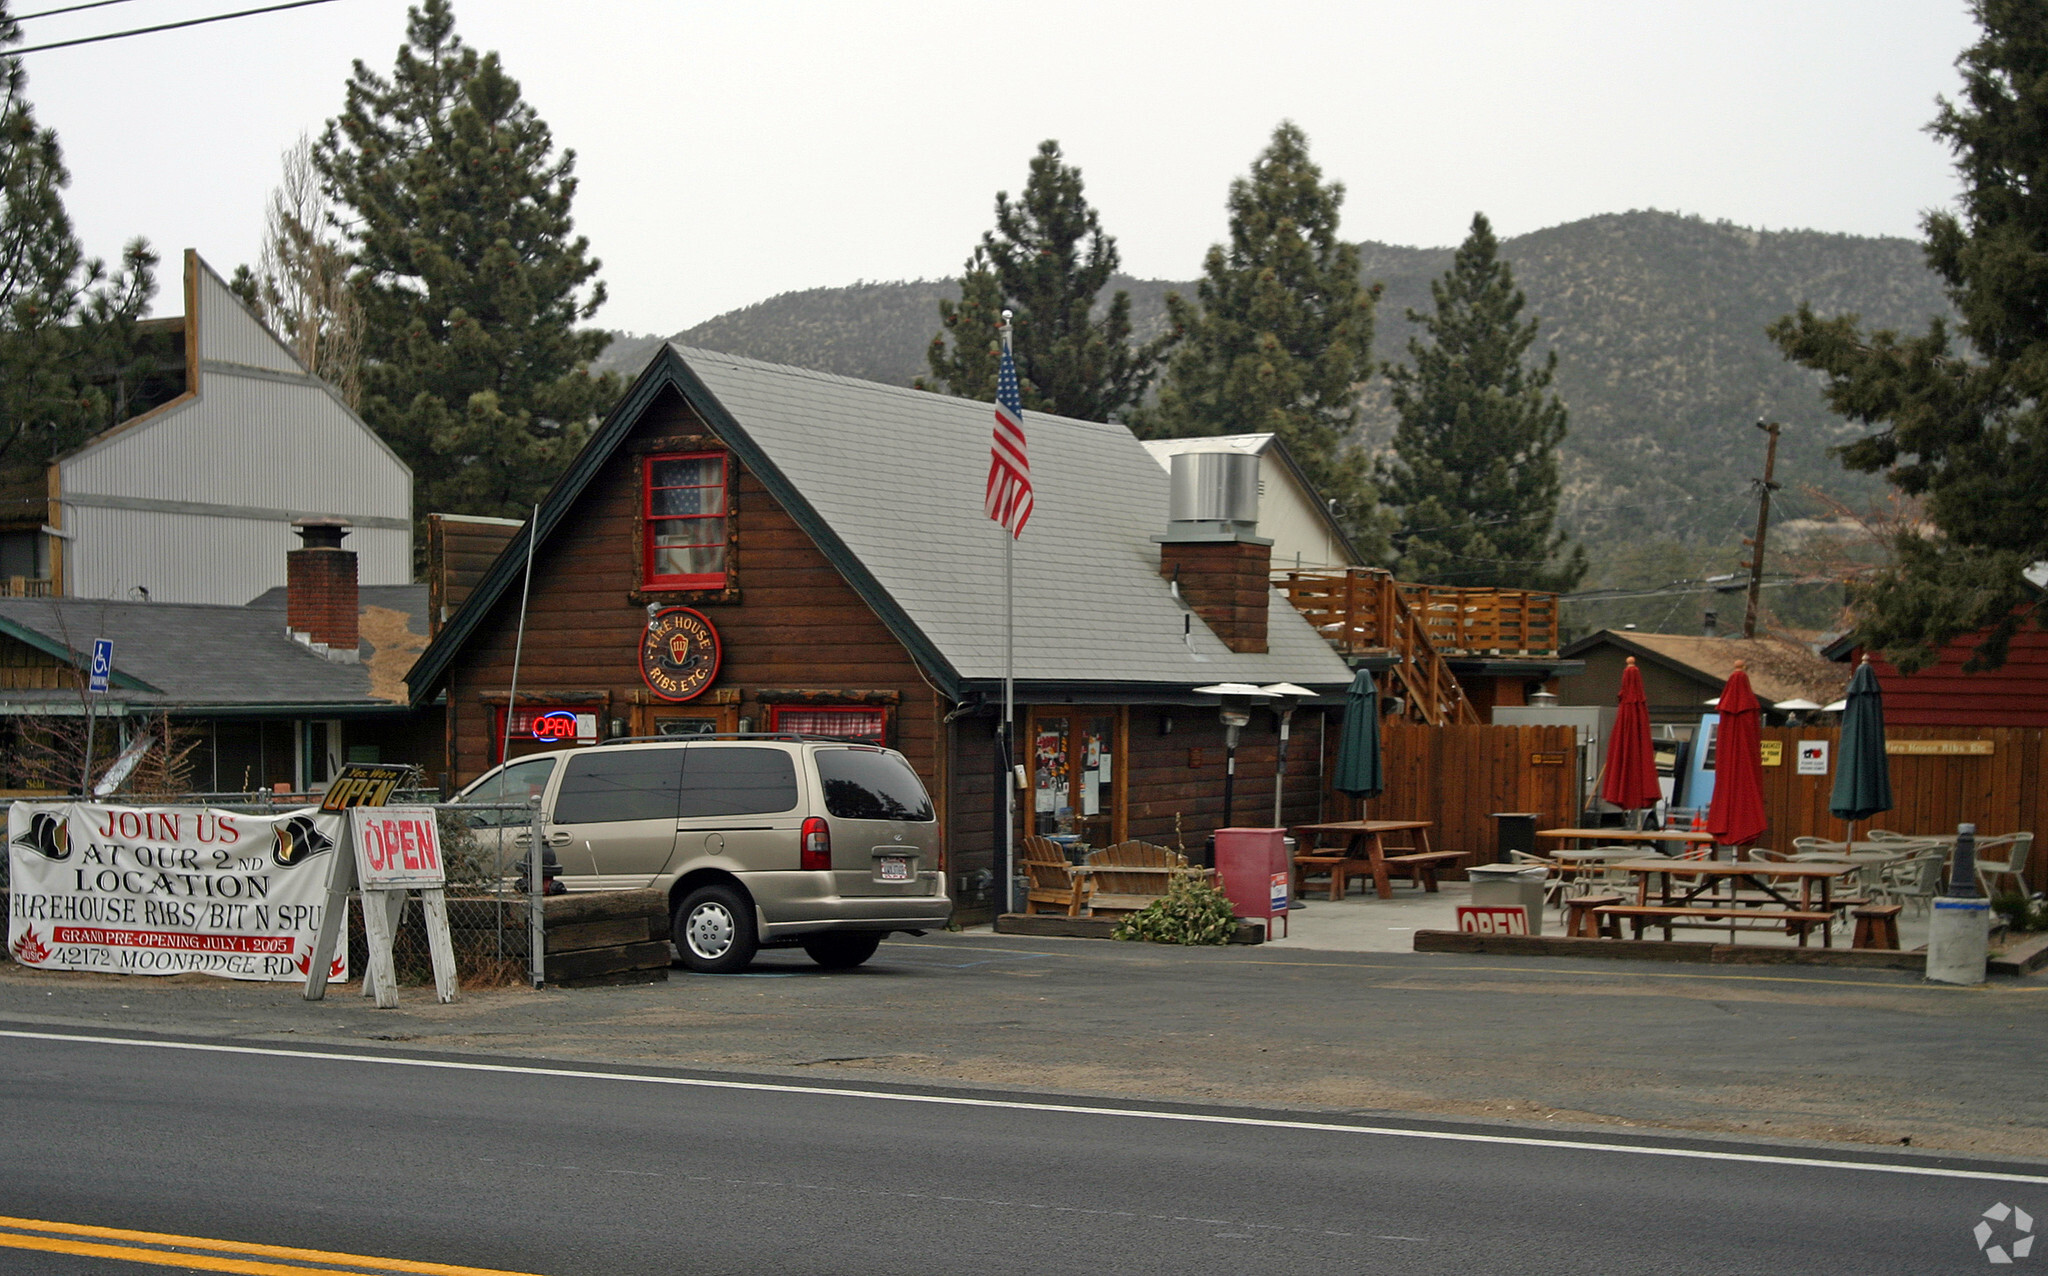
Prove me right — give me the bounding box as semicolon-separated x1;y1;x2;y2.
1829;656;1893;844
1333;668;1385;814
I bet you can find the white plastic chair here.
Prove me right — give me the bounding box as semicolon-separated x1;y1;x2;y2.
1975;833;2033;898
1879;849;1947;917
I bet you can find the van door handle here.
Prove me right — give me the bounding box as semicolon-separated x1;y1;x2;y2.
547;832;572;847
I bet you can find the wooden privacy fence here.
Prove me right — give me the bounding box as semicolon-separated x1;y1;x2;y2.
1758;725;2047;893
1328;723;1580;872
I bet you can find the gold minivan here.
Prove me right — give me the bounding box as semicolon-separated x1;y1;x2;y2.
454;736;950;972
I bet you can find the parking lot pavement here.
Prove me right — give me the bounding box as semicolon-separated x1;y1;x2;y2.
2;931;2043;1159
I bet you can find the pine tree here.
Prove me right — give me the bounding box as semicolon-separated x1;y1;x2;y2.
1;3;156;479
919;140;1167;421
1380;213;1584;590
1135;122;1386;559
1769;2;2048;671
315;0;618;521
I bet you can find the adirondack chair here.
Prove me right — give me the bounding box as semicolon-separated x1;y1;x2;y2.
1019;835;1084;916
1076;841;1212;918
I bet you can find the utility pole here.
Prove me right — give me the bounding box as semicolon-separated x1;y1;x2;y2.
1742;419;1781;639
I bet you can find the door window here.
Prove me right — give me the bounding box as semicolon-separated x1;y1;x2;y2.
456;757;559;827
678;747;799;818
1028;712;1121;844
553;750;683;824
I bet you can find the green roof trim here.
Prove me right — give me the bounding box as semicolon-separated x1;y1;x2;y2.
405;347;965;707
0;616;161;692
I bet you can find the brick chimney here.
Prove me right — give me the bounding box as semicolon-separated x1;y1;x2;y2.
287;517;359;663
1155;451;1272;654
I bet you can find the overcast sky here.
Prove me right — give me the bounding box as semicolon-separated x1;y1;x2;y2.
14;0;1978;336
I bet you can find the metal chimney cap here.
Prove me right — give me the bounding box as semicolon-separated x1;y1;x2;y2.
291;516;353;549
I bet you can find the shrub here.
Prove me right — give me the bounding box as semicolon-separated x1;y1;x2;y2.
1991;891;2048;933
1112;875;1238;945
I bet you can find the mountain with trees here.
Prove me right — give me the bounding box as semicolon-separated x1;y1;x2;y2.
597;209;1952;594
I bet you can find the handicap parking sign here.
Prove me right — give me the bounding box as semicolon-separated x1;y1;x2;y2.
89;637;113;694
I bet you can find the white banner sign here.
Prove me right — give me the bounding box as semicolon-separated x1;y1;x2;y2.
7;803;347;982
349;807;446;890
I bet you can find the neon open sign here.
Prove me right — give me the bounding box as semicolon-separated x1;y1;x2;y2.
531;710;579;742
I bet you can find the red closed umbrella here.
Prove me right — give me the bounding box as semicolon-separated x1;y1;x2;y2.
1600;656;1663;820
1706;661;1768;851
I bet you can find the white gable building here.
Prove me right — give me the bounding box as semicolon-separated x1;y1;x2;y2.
42;250;411;605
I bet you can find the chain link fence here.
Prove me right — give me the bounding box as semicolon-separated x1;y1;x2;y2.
2;793;558;988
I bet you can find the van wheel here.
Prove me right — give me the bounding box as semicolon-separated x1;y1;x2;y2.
675;884;758;974
801;932;883;970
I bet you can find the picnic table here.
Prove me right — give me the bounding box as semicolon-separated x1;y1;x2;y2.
1601;859;1858;947
1289;820;1457;900
1536;827;1714;851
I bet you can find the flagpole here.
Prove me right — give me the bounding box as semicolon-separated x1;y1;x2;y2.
1000;309;1017;916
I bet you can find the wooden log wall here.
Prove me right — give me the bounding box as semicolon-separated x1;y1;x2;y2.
1357;723;1581;869
443;385;943;855
1758;725;2047;893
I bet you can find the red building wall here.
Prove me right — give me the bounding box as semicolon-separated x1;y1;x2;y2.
1861;628;2048;727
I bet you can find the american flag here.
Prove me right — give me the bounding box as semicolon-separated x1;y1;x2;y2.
985;332;1033;537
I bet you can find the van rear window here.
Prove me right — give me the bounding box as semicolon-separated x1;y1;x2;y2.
815;748;933;822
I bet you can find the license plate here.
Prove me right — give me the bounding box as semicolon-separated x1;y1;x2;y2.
877;855;912;881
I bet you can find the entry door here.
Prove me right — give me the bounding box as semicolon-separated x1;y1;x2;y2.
1025;709;1125;848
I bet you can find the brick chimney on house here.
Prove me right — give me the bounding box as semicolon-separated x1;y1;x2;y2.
1155;451;1272;654
287;517;359;662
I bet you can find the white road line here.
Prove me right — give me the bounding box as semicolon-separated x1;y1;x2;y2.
6;1028;2045;1185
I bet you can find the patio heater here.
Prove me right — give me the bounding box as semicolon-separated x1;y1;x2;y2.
1258;683;1316;827
1193;683;1270;830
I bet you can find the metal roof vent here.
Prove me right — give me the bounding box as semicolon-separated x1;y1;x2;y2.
1162;451;1262;542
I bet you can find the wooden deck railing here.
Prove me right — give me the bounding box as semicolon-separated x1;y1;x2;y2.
1273;570;1562;727
1;577;54;598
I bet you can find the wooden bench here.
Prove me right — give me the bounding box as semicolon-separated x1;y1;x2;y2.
1595;904;1837;947
1851;902;1903;950
1293;853;1362;901
1382;851;1467;893
1018;835;1084;916
1077;842;1212;918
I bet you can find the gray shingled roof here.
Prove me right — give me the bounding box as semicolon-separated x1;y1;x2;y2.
676;347;1353;689
0;587;427;710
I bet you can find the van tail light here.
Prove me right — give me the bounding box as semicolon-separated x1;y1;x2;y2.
801;816;832;871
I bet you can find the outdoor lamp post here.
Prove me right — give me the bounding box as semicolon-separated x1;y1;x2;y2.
1193;683;1269;829
1258;683;1316;827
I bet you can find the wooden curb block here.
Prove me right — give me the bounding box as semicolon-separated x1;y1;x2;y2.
506;889;674;988
1989;931;2048;977
1413;929;1927;971
993;914;1264;945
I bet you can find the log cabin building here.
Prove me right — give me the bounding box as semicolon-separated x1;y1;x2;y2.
404;347;1355;919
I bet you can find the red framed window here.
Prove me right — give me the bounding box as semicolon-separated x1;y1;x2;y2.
769;706;886;744
643;452;729;589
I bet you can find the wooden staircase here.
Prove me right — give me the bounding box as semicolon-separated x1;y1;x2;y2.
1275;569;1561;726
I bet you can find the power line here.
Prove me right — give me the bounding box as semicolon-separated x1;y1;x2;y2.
11;0;152;22
6;0;338;54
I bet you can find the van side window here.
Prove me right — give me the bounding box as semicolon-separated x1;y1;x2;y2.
554;750;683;824
456;756;558;826
678;747;800;818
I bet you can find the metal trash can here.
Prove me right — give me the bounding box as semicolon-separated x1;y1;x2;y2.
1467;863;1549;935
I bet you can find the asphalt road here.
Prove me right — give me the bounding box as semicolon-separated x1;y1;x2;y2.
4;931;2043;1159
1;1026;2042;1276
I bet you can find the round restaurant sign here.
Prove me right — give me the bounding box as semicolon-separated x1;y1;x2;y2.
639;607;722;702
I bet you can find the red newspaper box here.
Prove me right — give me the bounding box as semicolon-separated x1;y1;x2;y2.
1213;826;1289;940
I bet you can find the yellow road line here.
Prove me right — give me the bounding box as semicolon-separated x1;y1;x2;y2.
1240;959;2012;990
0;1215;547;1276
